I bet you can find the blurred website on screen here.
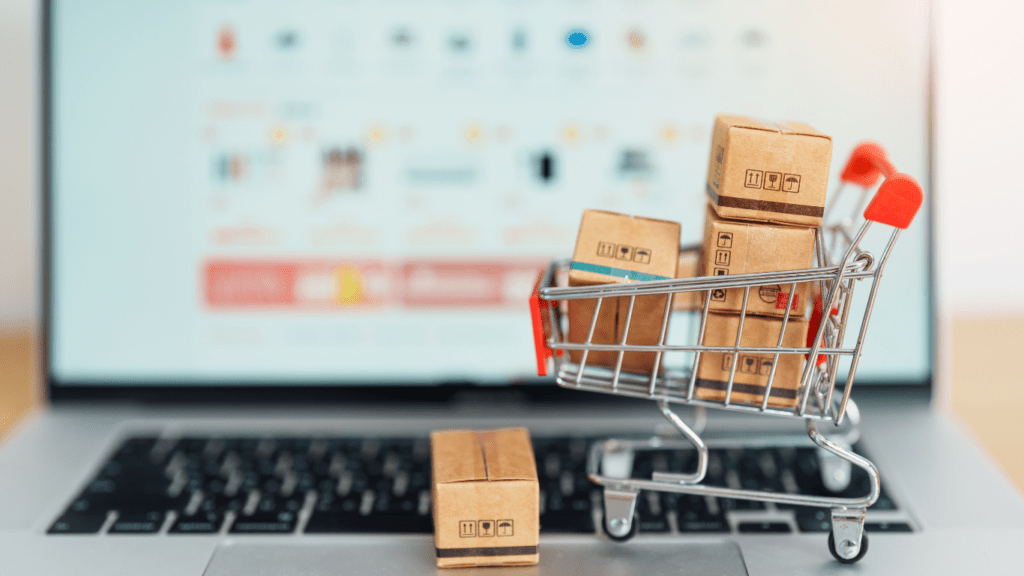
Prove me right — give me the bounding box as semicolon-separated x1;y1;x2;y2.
50;0;931;384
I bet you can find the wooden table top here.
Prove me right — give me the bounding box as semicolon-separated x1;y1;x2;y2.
2;321;1022;493
0;332;37;438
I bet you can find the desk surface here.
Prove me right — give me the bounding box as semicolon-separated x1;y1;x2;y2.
2;321;1022;493
0;332;36;438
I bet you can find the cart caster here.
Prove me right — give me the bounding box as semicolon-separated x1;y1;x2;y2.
603;512;640;542
828;530;869;564
828;507;868;563
601;487;640;542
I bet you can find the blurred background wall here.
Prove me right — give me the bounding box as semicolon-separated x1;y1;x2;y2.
1;0;1022;330
935;1;1024;316
0;0;38;331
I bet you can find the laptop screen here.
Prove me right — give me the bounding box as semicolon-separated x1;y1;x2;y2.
47;0;932;387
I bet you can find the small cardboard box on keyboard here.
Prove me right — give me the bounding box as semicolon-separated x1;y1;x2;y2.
430;428;539;568
567;209;681;373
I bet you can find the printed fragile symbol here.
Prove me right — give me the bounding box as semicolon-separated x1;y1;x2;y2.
740;356;759;374
478;520;495;537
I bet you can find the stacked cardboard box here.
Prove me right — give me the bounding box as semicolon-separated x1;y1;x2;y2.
567;210;681;374
671;246;703;312
694;115;832;409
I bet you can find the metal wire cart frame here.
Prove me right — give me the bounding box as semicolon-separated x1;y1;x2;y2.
529;144;923;563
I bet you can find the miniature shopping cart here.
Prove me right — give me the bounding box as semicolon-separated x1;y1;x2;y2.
529;143;923;563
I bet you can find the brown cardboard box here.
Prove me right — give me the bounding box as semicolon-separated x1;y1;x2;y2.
695;313;809;409
700;204;814;317
568;210;681;373
431;428;539;568
706;114;832;227
672;246;703;312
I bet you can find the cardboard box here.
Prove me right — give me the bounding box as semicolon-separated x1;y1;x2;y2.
672;246;703;312
694;313;809;409
700;204;814;317
568;210;681;373
431;428;539;568
706;114;832;227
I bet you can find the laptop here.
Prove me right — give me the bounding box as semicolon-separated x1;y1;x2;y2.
2;0;1022;573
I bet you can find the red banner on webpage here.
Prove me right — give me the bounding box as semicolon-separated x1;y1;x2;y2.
203;259;545;310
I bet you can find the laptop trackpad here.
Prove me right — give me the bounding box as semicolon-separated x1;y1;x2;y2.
204;539;748;575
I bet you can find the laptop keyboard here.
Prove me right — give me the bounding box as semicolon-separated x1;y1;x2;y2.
47;435;909;536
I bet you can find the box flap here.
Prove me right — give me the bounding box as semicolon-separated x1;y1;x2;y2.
431;428;538;483
481;428;538;482
719;114;830;140
431;430;487;483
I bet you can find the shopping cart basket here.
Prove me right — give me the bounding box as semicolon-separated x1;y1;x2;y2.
528;143;923;563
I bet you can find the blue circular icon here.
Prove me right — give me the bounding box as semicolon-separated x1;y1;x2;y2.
565;29;590;49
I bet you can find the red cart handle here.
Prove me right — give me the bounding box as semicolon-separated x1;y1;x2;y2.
840;142;923;230
840;142;894;187
529;271;555;377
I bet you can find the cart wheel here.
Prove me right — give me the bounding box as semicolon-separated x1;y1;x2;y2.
828;530;869;564
602;512;640;543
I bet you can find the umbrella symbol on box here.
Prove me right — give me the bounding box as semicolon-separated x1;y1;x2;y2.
783;174;801;192
498;520;514;536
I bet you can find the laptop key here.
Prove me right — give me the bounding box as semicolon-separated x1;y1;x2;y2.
738;521;792;533
637;491;670;533
169;511;224;534
109;511;165;534
229;511;298;534
677;495;730;533
678;517;730;533
48;514;108;534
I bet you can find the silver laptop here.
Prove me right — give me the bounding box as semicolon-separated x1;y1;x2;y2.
3;0;1022;573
